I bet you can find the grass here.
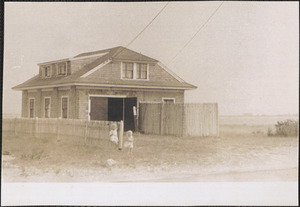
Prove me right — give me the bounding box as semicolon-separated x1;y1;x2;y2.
2;124;298;182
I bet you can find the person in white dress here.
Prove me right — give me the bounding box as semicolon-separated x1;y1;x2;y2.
109;123;118;146
124;130;134;153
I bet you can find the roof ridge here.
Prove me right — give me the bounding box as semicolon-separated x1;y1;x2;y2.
74;46;122;58
111;46;158;62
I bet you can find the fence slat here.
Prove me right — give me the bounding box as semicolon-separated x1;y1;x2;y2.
139;103;219;137
2;118;122;145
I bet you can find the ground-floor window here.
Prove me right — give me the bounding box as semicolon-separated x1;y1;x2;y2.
29;98;35;118
61;97;68;118
162;98;175;104
44;97;51;118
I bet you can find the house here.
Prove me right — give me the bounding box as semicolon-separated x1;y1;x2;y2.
13;46;197;131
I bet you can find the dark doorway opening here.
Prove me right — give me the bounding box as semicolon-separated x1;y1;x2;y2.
124;97;137;132
90;96;137;132
108;98;123;122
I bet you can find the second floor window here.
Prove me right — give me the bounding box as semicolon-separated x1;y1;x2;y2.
58;63;67;75
137;63;147;79
122;62;133;79
43;66;51;78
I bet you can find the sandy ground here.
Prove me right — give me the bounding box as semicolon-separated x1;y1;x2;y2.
2;155;298;183
1;126;299;183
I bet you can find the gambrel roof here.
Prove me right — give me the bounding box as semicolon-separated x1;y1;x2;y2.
13;46;197;90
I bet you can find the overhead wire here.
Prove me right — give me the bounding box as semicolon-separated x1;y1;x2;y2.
113;2;170;58
167;1;224;66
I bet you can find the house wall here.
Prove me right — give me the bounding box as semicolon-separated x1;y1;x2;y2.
21;86;79;119
89;61;180;85
21;90;28;117
21;85;184;120
76;86;184;119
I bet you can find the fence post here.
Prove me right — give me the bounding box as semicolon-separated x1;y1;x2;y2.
14;118;17;136
35;117;39;138
57;117;61;141
160;103;164;135
118;120;124;150
84;120;88;144
216;103;219;137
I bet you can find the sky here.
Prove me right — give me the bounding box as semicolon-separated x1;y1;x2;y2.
3;1;299;116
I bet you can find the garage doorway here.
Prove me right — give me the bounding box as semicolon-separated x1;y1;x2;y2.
89;96;137;132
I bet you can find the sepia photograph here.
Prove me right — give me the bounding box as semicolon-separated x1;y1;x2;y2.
2;1;299;206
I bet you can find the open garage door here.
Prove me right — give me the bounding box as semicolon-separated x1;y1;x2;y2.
89;96;137;132
90;97;108;121
124;97;137;132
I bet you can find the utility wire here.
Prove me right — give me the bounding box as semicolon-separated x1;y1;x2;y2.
113;2;170;58
167;1;224;66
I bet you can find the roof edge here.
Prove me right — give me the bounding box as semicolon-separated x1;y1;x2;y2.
12;82;196;91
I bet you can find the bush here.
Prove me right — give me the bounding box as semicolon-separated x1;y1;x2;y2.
274;119;298;137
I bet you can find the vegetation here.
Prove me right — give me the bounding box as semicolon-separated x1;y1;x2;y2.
268;119;298;137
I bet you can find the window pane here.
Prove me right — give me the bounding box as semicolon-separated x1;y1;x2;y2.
163;99;174;104
62;98;68;118
29;99;34;118
59;63;66;75
44;66;51;77
137;63;147;79
122;63;133;79
45;98;50;118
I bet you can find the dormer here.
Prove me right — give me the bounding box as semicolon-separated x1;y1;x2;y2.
38;59;70;78
121;62;149;80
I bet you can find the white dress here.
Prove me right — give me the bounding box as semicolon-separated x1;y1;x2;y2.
125;136;134;148
109;129;118;144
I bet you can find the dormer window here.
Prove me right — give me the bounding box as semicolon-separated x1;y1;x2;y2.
42;65;51;78
58;62;67;76
136;63;147;79
121;62;149;80
122;62;134;79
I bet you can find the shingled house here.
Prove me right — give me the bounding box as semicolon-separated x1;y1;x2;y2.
13;46;197;131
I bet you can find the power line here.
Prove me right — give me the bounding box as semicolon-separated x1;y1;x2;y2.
167;1;224;66
113;2;170;58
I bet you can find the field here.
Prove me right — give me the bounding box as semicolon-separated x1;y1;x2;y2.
2;117;298;182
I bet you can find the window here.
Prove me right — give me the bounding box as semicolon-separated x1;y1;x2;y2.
162;98;175;104
122;62;134;79
29;99;35;118
44;97;51;118
58;63;67;75
43;66;51;78
121;62;149;80
61;97;68;119
136;63;147;79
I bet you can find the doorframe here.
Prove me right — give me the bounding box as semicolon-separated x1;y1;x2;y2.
88;94;127;121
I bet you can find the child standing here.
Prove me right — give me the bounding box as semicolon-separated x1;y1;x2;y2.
109;123;118;146
124;130;134;154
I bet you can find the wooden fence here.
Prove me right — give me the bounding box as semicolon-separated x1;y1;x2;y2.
2;118;124;148
139;103;218;137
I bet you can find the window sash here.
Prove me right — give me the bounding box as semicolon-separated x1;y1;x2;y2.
137;63;147;79
58;63;66;75
122;63;133;79
62;97;68;118
44;66;51;77
29;99;35;118
163;99;175;104
44;98;50;118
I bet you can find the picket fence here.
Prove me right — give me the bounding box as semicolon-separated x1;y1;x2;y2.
139;103;219;137
2;118;124;147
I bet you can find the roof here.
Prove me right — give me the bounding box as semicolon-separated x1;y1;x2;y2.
13;46;197;90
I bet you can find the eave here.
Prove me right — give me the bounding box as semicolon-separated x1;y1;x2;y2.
12;82;197;91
